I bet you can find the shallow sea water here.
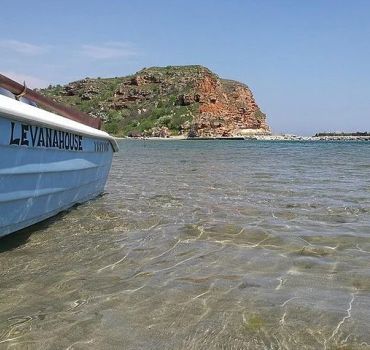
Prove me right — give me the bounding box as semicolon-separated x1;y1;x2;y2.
1;140;370;350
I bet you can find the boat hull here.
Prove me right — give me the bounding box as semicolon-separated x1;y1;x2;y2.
0;114;114;238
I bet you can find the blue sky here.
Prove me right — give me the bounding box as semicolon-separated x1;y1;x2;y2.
1;0;369;135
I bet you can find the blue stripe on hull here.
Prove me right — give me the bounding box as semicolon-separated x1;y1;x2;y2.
0;117;114;238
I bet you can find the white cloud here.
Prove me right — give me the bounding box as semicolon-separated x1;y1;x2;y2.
0;39;48;55
1;71;49;89
81;42;137;60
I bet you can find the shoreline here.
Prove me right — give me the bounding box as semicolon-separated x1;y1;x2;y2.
114;135;186;141
114;135;370;142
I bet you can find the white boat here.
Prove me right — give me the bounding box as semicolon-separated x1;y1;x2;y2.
0;75;118;238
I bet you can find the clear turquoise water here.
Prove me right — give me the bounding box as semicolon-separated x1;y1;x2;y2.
1;140;370;349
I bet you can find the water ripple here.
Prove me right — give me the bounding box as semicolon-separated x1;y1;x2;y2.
1;140;370;349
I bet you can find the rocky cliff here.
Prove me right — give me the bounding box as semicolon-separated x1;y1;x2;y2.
41;65;270;137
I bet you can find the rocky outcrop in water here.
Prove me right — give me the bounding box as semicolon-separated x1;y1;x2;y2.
41;65;270;137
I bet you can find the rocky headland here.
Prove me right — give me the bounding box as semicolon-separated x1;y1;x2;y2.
41;65;270;138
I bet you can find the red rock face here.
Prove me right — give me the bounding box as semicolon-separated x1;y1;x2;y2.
116;67;270;137
193;72;270;137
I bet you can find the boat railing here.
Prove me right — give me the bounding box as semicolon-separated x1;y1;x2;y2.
0;74;101;130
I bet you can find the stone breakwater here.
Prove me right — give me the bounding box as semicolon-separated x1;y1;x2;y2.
247;134;370;141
